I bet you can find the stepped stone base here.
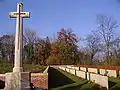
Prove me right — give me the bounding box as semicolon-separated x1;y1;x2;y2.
4;72;30;90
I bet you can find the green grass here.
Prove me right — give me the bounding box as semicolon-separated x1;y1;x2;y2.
110;84;120;90
0;63;13;73
23;64;47;73
0;63;47;74
79;82;100;90
109;77;120;90
49;67;100;90
109;77;120;84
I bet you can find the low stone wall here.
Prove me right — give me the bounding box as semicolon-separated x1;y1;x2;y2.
31;73;48;89
43;66;49;73
87;72;108;89
88;68;98;73
76;70;86;79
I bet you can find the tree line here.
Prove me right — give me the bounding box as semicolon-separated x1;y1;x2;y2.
1;14;120;66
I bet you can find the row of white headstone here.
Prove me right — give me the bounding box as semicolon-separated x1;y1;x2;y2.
66;66;118;77
58;65;116;90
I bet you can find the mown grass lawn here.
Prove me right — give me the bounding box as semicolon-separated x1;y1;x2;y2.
0;63;47;74
109;77;120;90
48;67;100;90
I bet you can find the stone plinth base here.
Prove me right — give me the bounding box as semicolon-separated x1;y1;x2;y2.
4;72;30;90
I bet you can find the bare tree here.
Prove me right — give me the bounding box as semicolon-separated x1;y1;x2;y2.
23;29;38;63
23;28;38;45
96;14;118;65
110;36;120;65
85;31;101;64
0;35;15;62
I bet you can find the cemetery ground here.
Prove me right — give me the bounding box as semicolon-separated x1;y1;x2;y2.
49;66;120;90
1;64;120;90
48;67;100;90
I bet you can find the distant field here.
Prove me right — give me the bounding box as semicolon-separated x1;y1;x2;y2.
48;67;100;90
0;63;46;74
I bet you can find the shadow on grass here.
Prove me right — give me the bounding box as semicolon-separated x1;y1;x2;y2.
60;81;88;90
48;67;75;89
0;80;5;89
110;84;120;90
108;81;116;89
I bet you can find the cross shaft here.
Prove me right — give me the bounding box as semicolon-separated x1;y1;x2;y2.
9;3;30;72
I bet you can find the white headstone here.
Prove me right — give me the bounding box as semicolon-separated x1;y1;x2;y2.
119;71;120;76
107;70;117;77
100;69;117;77
59;66;66;71
100;69;106;75
76;70;86;79
89;73;108;89
80;67;87;72
71;66;75;69
87;72;90;80
66;66;71;68
74;67;79;70
69;69;76;75
66;68;70;72
66;65;74;69
88;68;98;73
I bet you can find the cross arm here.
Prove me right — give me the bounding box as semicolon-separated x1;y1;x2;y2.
9;12;30;18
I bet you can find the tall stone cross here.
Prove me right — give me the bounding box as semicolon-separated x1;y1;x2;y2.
9;3;30;72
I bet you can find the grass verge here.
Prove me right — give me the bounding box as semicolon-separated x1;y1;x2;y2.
109;77;120;90
49;67;100;90
0;63;46;74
